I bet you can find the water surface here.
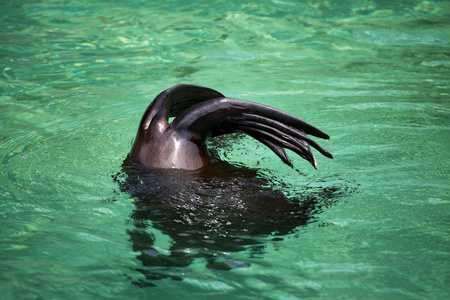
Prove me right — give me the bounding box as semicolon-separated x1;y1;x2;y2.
1;0;449;299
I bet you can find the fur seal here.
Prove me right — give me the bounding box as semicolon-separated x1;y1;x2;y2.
128;84;333;170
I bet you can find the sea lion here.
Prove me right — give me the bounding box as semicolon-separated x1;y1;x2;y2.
128;84;333;170
116;159;346;283
118;85;339;284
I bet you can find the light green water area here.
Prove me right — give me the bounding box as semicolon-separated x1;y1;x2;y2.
1;0;449;299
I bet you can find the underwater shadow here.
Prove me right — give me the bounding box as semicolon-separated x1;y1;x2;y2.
114;156;353;287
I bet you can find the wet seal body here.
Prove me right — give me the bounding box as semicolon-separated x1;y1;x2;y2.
117;160;348;277
119;85;342;283
129;84;333;170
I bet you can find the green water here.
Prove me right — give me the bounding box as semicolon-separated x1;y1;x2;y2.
1;0;449;299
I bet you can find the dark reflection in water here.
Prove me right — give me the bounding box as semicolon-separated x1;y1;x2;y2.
114;153;352;287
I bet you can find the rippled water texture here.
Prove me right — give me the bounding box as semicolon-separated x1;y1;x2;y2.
1;0;449;299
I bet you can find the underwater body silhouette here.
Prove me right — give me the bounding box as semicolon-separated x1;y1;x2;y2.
117;85;341;286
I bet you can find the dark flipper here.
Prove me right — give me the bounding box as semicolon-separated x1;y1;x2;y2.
138;84;224;132
171;98;333;169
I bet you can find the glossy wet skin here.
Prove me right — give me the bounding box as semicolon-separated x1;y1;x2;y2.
128;84;333;170
131;128;210;169
129;84;224;169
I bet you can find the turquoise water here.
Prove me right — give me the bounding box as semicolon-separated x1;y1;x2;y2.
1;0;449;299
